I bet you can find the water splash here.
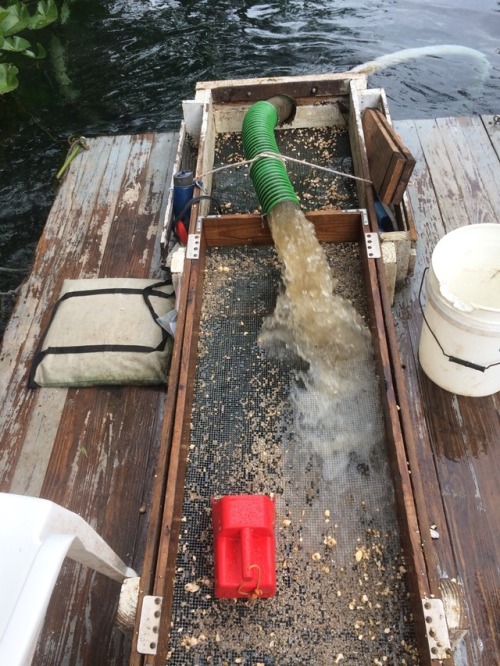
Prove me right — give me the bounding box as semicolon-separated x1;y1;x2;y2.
260;201;369;372
351;44;491;84
260;201;382;480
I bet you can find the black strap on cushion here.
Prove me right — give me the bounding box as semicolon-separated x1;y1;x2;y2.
28;278;174;388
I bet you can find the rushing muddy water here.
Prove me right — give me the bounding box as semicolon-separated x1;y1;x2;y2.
260;202;369;370
260;201;378;479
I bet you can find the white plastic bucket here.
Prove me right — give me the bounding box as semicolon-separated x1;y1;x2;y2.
418;223;500;397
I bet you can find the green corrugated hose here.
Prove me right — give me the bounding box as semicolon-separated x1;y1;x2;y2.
242;98;299;215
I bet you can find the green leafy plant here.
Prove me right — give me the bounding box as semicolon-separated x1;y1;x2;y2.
0;0;59;94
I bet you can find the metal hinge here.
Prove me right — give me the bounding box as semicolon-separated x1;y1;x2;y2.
422;598;451;660
137;595;163;655
364;232;381;258
186;233;201;259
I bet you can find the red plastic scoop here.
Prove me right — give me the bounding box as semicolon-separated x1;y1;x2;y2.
211;495;276;599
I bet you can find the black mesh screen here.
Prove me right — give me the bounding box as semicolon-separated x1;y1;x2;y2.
166;243;418;665
211;126;358;215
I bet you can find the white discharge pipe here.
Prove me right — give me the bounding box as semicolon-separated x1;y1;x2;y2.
351;44;491;81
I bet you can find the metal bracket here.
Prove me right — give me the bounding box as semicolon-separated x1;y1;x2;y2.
343;208;369;227
186;233;201;259
137;595;163;655
364;232;381;258
422;598;451;660
195;215;204;233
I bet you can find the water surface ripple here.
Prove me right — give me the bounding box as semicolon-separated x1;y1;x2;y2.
1;0;499;332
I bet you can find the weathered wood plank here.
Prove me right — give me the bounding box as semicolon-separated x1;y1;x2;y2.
394;117;500;665
213;101;347;133
196;71;367;104
393;120;446;290
363;108;406;203
418;379;500;664
393;117;458;584
413;117;498;230
435;116;500;222
136;239;206;666
0;136;127;490
0;132;179;666
38;384;167;665
2;134;177;492
201;210;363;246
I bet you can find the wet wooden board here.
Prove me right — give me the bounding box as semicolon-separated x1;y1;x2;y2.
200;210;363;245
196;71;367;104
363;107;415;204
0;132;178;665
393;115;500;666
2;113;498;666
133;77;446;665
137;209;439;663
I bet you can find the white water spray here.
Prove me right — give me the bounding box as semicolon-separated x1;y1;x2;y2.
351;44;491;82
260;202;382;481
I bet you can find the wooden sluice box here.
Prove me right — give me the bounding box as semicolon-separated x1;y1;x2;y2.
164;71;417;302
137;74;449;665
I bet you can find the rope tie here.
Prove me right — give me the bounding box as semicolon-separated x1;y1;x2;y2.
237;564;263;600
196;151;372;185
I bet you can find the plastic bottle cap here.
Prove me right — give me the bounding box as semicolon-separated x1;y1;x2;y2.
174;170;194;187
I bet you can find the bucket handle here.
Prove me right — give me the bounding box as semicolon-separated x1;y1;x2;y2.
418;267;500;373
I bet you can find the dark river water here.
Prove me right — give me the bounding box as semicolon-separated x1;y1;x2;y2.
1;0;499;333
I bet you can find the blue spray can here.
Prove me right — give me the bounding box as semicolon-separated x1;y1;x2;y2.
173;171;195;223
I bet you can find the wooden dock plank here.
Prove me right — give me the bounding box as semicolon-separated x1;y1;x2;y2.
464;117;500;210
395;115;500;665
0;135;134;490
0;131;179;665
435;116;500;221
1;112;499;666
411;118;470;230
389;119;457;577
